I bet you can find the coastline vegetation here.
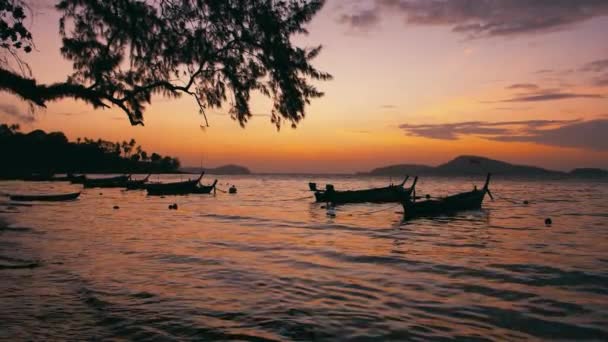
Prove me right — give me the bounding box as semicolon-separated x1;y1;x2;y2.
0;123;180;179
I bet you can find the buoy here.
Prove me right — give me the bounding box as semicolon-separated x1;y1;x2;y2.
545;218;552;226
99;192;103;195
113;205;119;209
425;194;431;200
229;185;237;194
523;200;529;205
168;203;178;210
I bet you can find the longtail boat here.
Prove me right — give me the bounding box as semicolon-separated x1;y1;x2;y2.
145;172;204;196
51;173;82;182
402;174;493;219
83;175;130;188
191;179;218;194
68;174;86;184
21;173;54;181
309;176;416;204
9;191;81;202
125;174;151;190
50;175;72;182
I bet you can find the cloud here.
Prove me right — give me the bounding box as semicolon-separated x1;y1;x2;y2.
493;106;531;111
381;104;397;109
506;83;539;90
0;103;35;123
594;74;608;87
339;0;608;38
399;118;608;151
490;119;608;151
502;92;604;102
581;59;608;73
339;9;380;29
399;119;577;140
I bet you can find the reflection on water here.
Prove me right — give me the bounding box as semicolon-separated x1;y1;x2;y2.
1;175;607;340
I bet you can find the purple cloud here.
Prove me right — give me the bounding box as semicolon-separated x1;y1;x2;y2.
399;118;608;151
339;0;608;38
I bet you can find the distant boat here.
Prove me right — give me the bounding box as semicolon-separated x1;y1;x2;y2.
9;191;81;202
145;172;205;196
125;174;151;190
21;173;54;181
402;173;492;219
309;176;416;204
68;174;86;184
50;173;83;182
83;175;130;188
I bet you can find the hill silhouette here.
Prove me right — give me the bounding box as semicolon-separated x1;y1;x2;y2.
365;155;605;178
182;165;251;175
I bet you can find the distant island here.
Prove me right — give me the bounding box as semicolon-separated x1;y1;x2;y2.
0;123;181;179
362;155;608;178
182;165;251;175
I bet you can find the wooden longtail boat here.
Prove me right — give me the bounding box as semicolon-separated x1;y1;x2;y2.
50;175;72;182
50;173;82;182
9;191;81;202
309;176;416;204
191;179;218;194
21;173;54;181
68;174;86;184
402;174;493;219
83;175;130;188
125;174;151;190
145;172;204;196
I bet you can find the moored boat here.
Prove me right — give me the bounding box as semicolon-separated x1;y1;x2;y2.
9;191;81;202
21;173;54;181
309;176;416;204
191;179;218;194
68;174;87;184
125;174;151;190
145;172;204;196
402;174;493;219
83;175;130;188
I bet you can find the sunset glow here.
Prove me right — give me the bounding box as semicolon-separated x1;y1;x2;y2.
2;1;607;172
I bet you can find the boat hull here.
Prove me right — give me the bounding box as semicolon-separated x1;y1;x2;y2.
125;175;151;190
402;190;486;218
9;192;81;202
145;181;198;196
314;186;413;204
402;174;491;219
83;176;130;188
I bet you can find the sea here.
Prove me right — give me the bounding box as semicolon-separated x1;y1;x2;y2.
1;174;607;341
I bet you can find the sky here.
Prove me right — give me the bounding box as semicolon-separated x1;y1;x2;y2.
1;0;608;173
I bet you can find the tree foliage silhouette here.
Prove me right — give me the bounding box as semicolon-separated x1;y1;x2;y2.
0;0;330;128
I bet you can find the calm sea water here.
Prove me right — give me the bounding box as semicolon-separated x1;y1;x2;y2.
1;175;607;341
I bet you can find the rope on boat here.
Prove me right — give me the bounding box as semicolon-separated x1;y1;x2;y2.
214;187;228;193
286;195;314;201
493;193;528;205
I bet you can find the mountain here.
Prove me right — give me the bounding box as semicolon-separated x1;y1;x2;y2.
435;155;563;176
367;164;434;176
182;164;251;175
569;168;608;178
365;155;566;177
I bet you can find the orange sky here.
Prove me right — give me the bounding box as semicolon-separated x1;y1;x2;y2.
1;1;607;173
